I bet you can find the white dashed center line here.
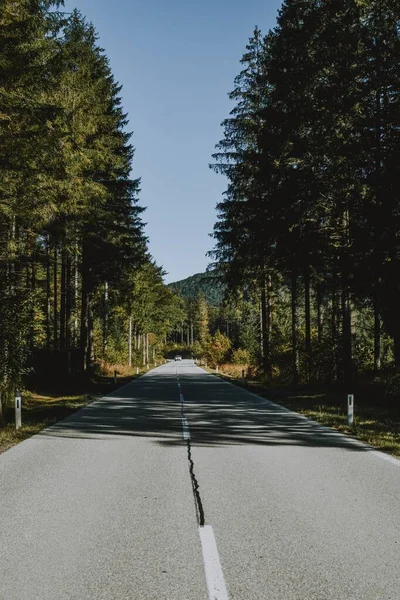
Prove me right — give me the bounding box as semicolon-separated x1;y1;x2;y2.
199;525;229;600
176;368;229;600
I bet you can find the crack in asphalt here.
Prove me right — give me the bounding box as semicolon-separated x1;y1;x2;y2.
179;379;205;527
187;438;205;527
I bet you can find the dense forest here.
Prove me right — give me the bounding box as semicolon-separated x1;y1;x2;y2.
0;1;183;420
2;0;400;424
168;272;225;307
202;0;400;393
168;0;400;393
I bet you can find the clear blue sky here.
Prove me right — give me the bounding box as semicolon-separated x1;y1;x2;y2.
62;0;283;283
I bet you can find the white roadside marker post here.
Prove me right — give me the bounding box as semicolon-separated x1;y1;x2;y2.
347;394;354;426
136;366;139;375
216;365;219;373
15;391;22;430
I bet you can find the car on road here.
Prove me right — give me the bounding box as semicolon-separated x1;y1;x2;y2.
174;355;182;361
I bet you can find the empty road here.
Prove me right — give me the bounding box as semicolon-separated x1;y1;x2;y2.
0;360;399;599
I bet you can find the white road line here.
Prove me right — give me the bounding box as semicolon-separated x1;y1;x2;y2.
199;525;229;600
181;417;190;440
369;449;400;467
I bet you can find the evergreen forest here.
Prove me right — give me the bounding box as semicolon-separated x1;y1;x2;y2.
1;0;400;429
0;1;184;420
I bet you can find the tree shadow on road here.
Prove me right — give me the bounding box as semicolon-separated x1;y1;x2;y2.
38;370;372;451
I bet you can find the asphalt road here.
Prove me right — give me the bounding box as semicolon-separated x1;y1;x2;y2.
0;360;399;599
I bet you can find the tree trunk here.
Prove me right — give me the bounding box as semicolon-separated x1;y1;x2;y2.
331;273;339;382
46;236;51;349
80;247;92;373
53;244;58;349
0;390;4;426
341;270;354;386
260;279;271;380
304;269;312;384
316;281;322;346
80;285;88;373
60;239;67;351
29;257;36;353
128;317;132;367
291;271;299;385
394;331;400;370
267;273;273;379
103;281;108;358
65;250;72;350
142;334;146;366
74;246;79;346
374;304;381;374
87;293;94;373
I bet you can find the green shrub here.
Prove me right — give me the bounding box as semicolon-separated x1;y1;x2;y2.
232;348;250;365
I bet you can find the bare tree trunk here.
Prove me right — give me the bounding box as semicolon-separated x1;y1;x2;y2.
87;293;94;373
53;244;58;350
66;251;72;350
304;269;312;384
80;285;88;373
29;256;36;353
146;333;149;364
0;390;5;426
103;281;108;358
260;279;271;380
128;317;132;367
46;236;51;350
374;304;381;374
74;246;79;345
316;281;323;346
291;271;299;385
80;247;91;373
331;273;339;382
142;334;146;365
60;235;67;351
394;329;400;370
341;270;353;386
267;273;273;354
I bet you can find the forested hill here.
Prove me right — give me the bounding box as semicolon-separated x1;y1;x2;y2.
168;272;225;306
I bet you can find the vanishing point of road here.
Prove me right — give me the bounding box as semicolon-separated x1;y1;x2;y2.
0;360;399;599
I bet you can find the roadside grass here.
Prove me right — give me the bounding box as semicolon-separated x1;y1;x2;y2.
0;364;153;455
210;369;400;458
0;392;95;455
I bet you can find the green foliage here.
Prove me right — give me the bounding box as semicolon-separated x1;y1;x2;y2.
204;331;232;368
0;2;180;400
168;272;225;306
231;348;250;365
208;1;400;391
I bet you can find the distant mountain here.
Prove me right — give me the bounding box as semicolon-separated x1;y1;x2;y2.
168;272;225;306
